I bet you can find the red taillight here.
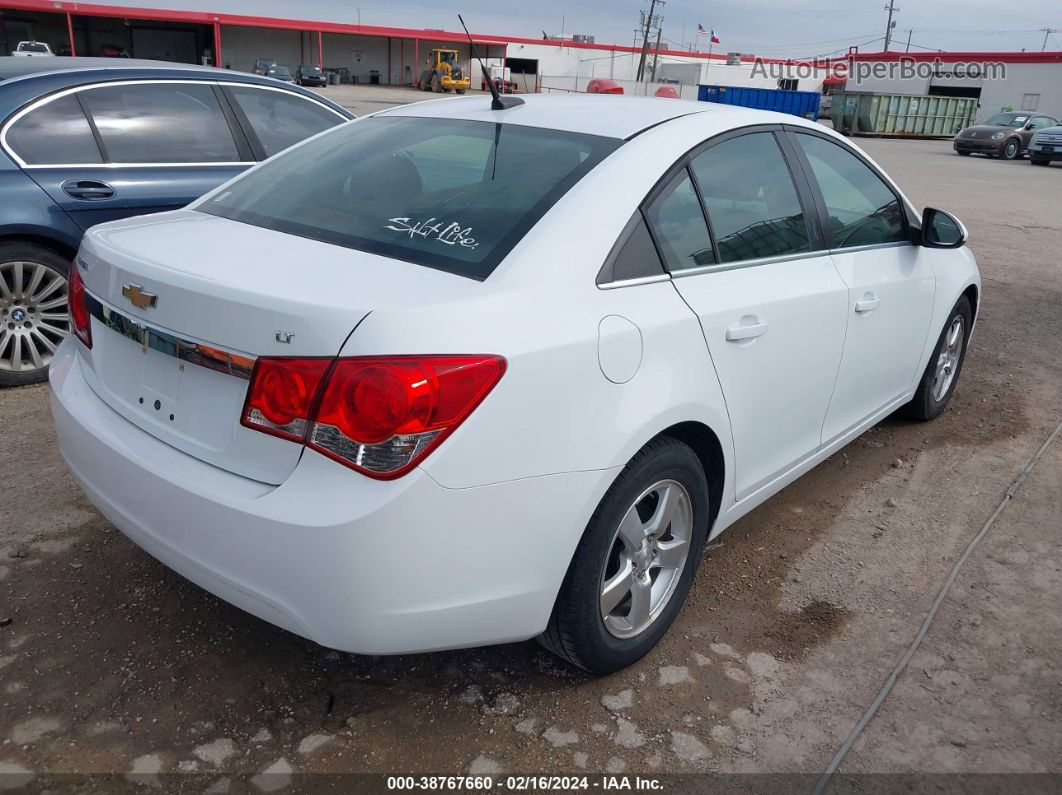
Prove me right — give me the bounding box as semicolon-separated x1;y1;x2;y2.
241;358;330;442
68;260;91;348
241;355;505;479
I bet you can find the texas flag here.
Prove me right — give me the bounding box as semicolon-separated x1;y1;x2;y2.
697;25;720;44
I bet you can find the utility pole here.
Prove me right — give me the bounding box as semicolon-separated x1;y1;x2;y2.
1040;28;1058;52
650;24;663;82
882;0;899;51
636;0;664;82
904;28;913;52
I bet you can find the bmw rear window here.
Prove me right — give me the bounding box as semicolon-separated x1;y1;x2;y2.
199;116;621;280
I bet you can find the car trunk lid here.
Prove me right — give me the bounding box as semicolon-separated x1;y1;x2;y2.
76;209;472;484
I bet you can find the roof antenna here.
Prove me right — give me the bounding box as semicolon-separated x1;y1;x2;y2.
458;14;524;110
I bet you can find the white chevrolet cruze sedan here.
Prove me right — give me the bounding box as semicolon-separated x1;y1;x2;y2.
50;95;979;673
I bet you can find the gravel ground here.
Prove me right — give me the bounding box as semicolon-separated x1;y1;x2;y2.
0;109;1059;791
309;83;488;116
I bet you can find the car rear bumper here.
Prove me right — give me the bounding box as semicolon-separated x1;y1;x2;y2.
49;339;616;654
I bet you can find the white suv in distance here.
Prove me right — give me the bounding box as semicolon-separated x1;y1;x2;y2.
50;96;980;673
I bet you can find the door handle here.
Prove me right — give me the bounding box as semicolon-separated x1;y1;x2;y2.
854;295;881;313
725;320;768;341
61;179;115;201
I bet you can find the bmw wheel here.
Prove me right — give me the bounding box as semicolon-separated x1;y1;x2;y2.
0;242;70;387
540;437;710;673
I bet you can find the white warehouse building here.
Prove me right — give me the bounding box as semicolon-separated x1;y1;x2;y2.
841;51;1062;117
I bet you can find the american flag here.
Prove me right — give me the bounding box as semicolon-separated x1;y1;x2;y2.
697;25;721;44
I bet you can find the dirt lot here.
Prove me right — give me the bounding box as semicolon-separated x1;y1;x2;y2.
309;83;488;116
1;102;1060;791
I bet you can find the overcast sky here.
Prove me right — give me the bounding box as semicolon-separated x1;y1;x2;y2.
93;0;1061;58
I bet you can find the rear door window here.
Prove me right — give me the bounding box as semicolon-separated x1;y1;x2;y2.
690;132;811;263
79;82;240;163
644;169;715;270
200;116;620;280
225;85;345;158
5;94;103;165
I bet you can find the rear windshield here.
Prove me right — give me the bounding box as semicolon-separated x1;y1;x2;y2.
200;116;620;279
17;42;49;52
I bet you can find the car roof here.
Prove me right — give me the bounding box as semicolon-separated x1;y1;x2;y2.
0;57;352;119
0;56;223;81
378;93;805;139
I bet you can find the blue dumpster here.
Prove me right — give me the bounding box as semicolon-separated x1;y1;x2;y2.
697;84;820;121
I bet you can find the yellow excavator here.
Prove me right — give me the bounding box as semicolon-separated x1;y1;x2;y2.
418;48;470;94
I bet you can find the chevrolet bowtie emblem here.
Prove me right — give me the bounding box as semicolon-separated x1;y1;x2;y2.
121;283;158;310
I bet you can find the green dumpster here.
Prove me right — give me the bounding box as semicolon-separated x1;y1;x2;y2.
830;92;978;138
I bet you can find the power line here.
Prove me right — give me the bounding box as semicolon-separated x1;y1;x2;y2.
739;31;881;51
905;40;945;53
914;27;1046;35
792;36;886;61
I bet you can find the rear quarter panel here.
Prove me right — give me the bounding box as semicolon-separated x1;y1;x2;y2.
345;278;734;493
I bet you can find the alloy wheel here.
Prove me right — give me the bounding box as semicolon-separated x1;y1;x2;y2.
0;260;69;375
599;479;693;639
931;315;964;402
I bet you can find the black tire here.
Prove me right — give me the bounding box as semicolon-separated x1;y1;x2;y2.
903;295;972;421
957;150;971;156
539;437;710;674
1030;157;1048;166
1001;138;1020;160
0;241;71;388
455;88;466;95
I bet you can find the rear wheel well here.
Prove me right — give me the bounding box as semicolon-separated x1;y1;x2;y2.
0;234;76;263
962;284;979;322
656;421;725;534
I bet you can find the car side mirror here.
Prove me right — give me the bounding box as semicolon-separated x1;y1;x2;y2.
918;207;967;249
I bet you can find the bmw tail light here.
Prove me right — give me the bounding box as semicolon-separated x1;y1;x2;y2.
241;355;505;479
68;260;92;349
